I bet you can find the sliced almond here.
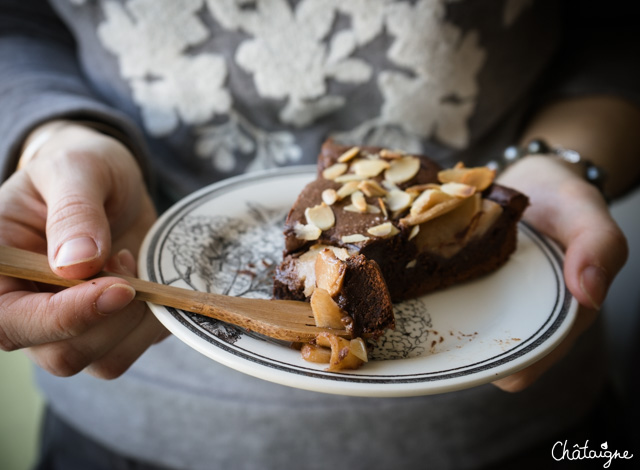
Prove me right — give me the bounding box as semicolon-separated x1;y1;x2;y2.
408;224;420;240
440;182;475;198
342;204;360;213
384;155;420;184
351;190;368;212
405;259;417;269
384;189;413;212
337;146;360;163
438;165;496;191
322;163;348;180
379;148;405;160
305;203;335;230
367;204;381;214
315;249;346;297
410;189;453;215
336;181;360;199
405;183;441;195
358;180;388;197
310;288;346;329
378;197;388;218
293;222;322;240
404;198;464;226
321;188;338;205
367;222;400;238
343;204;381;214
334;173;367;183
401;190;465;226
351;158;390;178
382;179;400;192
341;234;370;243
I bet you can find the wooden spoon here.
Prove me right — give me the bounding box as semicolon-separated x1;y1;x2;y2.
0;245;348;342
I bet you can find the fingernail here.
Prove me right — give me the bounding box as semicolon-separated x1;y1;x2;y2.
95;284;136;315
55;237;99;268
580;265;609;309
116;249;136;276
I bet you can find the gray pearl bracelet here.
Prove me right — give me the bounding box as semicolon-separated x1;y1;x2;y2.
489;139;607;196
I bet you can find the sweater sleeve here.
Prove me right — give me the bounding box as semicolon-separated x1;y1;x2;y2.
0;0;151;183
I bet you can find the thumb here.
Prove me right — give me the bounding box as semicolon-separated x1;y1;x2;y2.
31;155;113;279
530;181;628;310
499;157;628;310
562;207;628;310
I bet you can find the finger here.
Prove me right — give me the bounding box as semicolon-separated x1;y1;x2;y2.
499;158;628;310
531;181;628;309
85;248;170;379
27;153;113;279
25;296;149;378
0;172;48;252
84;310;170;379
20;250;143;377
0;276;135;351
104;248;138;276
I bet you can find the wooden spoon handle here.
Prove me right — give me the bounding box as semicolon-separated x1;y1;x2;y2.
0;245;333;341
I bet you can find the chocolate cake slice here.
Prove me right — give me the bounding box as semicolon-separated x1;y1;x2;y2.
274;140;529;343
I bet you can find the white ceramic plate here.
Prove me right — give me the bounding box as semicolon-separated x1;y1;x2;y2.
139;166;577;397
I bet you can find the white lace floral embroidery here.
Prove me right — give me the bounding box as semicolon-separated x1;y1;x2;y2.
93;0;490;172
207;0;374;127
194;111;302;173
333;0;486;150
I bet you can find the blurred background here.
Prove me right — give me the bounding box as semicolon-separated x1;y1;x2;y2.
1;188;638;470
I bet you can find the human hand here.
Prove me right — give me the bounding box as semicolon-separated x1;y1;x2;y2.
491;155;628;392
0;122;168;379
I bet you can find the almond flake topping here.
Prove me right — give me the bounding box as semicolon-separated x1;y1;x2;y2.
384;155;420;184
322;163;348;180
385;189;413;212
410;189;454;215
305;203;335;230
337;146;361;163
367;222;400;238
343;204;381;214
440;182;476;198
401;189;465;226
341;234;370;243
293;222;322;240
358;179;388;197
321;188;338;205
438;164;495;191
405;183;441;196
379;149;405;160
378;197;388;218
334;173;367;183
352;158;390;178
351;190;368;213
382;179;400;191
336;181;360;199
